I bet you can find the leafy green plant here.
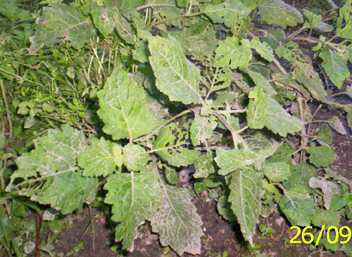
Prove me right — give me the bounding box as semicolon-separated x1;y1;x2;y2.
1;0;352;256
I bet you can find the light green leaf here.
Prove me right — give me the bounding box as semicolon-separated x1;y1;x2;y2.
190;115;217;146
215;139;277;176
123;143;149;172
154;124;201;167
201;0;252;28
31;173;98;215
279;187;315;226
214;37;252;69
250;38;274;62
247;86;302;136
151;181;203;255
303;9;333;32
320;48;350;89
78;138;122;177
307;145;336;167
247;70;276;96
193;152;215;178
293;62;327;102
104;169;162;249
97;68;158;140
247;85;268;129
312;209;340;227
258;0;303;28
263;162;290;182
215;149;256;175
6;126;98;214
29;4;95;52
337;0;352;40
229;168;263;244
148;36;202;104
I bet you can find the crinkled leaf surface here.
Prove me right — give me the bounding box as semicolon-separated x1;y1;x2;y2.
229;168;263;244
97;68;158;140
172;20;218;60
337;0;352;40
293;62;327;102
263;162;290;182
307;145;336;167
29;4;95;52
7;126;98;214
148;36;202;104
320;48;350;89
190;115;217;146
151;181;203;255
31;172;98;215
104;169;162;249
250;38;274;62
154;124;201;167
123;143;150;172
201;0;252;28
193;152;215;178
247;86;302;136
215;143;277;176
258;0;303;28
279;186;315;226
215;37;252;70
78;137;122;177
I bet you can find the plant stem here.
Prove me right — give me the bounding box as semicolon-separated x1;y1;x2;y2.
133;109;193;143
213;111;248;150
136;3;175;11
0;80;12;139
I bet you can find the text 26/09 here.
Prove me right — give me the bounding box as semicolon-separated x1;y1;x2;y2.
289;225;352;246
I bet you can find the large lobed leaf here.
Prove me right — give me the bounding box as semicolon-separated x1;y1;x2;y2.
104;169;162;249
148;36;203;104
97;68;158;141
29;4;95;52
7;126;98;214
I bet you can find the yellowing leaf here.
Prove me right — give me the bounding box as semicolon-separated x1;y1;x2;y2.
148;36;202;104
